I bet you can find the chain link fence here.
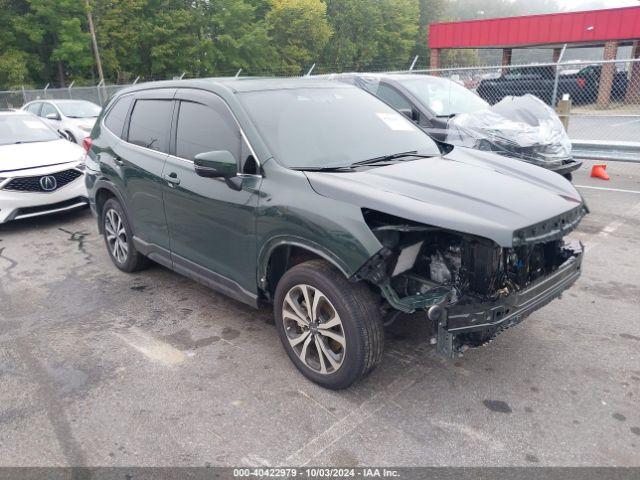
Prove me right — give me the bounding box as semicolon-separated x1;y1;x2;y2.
383;58;640;145
0;84;128;109
1;58;639;148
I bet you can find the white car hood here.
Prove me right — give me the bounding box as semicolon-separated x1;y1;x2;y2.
0;139;85;173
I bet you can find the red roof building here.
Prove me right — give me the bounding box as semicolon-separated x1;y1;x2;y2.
428;6;640;106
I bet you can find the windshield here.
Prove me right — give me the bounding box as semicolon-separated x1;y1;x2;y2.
57;101;101;118
398;76;488;116
0;115;60;146
239;87;440;169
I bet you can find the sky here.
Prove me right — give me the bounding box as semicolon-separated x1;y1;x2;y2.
556;0;638;9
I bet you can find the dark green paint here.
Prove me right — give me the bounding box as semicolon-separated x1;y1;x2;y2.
86;79;384;304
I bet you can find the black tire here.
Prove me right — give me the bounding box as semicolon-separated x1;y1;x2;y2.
563;172;573;182
101;198;148;273
274;259;384;390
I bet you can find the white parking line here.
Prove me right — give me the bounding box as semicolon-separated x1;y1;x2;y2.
610;118;640;127
115;327;186;365
575;185;640;195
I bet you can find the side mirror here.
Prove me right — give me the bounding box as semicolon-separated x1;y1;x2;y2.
398;108;419;123
45;112;60;120
194;150;237;179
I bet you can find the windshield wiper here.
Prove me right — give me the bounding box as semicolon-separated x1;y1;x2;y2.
290;151;435;172
350;151;434;167
291;166;354;172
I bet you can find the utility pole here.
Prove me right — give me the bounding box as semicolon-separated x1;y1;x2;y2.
85;0;105;86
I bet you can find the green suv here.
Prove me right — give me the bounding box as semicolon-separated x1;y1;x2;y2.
86;78;586;389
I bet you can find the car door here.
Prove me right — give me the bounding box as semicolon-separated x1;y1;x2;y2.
162;89;262;300
114;90;175;256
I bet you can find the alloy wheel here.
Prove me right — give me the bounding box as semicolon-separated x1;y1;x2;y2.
282;284;346;375
104;208;128;264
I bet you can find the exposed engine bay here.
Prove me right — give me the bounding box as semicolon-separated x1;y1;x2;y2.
355;208;585;356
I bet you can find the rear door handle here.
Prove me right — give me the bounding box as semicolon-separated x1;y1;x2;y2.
163;172;180;186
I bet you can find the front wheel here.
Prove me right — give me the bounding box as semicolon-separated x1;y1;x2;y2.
274;260;384;389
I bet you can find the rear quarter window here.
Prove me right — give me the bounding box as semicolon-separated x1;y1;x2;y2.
104;96;133;138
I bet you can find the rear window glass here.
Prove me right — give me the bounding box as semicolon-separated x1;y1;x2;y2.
127;99;172;153
104;96;133;138
25;103;41;115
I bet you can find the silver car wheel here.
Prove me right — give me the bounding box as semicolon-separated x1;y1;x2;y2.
104;208;128;264
282;284;346;375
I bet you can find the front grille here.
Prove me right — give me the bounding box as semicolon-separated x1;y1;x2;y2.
3;169;82;192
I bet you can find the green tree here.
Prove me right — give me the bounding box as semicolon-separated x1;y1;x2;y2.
370;0;419;70
92;0;148;83
0;0;34;87
413;0;446;66
193;0;278;76
266;0;333;74
0;51;31;89
14;0;92;86
321;0;382;71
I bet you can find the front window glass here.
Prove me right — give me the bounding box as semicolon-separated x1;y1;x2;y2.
0;115;60;146
57;101;101;118
239;87;439;169
397;76;488;116
41;103;59;118
176;101;241;161
376;84;413;111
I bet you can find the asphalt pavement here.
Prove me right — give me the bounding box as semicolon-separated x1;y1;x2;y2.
0;161;639;467
568;114;640;143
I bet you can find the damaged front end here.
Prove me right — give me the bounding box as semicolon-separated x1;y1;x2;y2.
353;208;586;358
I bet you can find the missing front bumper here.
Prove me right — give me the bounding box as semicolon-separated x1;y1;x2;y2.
436;241;583;357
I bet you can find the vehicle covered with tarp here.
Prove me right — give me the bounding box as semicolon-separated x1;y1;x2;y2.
328;73;582;179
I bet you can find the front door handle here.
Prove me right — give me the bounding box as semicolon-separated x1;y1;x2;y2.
163;172;180;186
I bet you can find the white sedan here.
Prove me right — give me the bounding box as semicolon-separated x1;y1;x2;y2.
0;110;88;224
21;99;100;145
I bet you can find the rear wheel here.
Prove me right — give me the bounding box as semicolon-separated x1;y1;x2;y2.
101;198;148;272
274;260;384;389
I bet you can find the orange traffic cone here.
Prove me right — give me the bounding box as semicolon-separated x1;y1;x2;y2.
591;164;610;181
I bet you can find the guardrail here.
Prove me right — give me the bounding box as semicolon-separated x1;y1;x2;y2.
572;140;640;163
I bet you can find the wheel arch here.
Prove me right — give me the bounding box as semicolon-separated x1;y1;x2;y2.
258;237;353;301
93;180;131;234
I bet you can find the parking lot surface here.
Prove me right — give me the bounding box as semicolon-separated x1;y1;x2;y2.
568;115;640;142
1;160;639;467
